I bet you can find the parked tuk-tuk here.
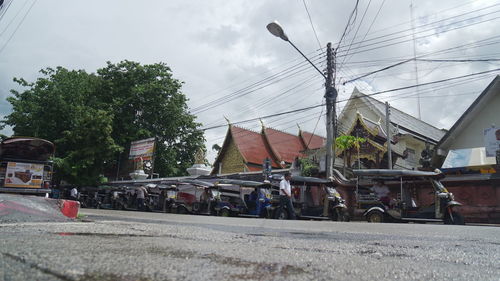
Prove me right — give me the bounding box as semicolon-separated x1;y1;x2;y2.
270;175;349;221
0;137;55;195
214;179;274;218
174;179;222;215
354;169;464;225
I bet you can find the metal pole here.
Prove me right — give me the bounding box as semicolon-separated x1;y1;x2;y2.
410;1;421;119
386;102;392;169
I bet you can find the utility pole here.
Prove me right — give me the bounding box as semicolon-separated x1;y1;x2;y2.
386;102;392;169
325;42;337;178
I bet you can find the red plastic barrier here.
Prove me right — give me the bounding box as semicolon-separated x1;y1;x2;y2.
59;199;80;219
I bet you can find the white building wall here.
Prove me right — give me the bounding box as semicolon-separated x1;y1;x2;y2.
449;92;500;150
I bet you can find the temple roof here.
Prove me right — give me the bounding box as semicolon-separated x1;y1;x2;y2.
300;131;325;150
212;125;325;173
350;89;446;143
264;128;307;164
230;126;279;167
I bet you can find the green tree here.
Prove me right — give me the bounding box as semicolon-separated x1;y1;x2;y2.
3;61;205;185
335;135;366;174
97;60;205;177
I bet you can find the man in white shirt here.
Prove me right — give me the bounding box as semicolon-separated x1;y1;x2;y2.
279;172;296;219
371;180;391;206
136;186;148;211
70;187;78;200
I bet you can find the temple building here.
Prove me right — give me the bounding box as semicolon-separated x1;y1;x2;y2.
313;88;447;171
211;124;325;174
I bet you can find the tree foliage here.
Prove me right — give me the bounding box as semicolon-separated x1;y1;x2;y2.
335;135;366;174
3;61;205;185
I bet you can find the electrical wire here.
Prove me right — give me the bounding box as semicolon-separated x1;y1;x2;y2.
202;68;500;131
0;0;37;55
302;0;322;50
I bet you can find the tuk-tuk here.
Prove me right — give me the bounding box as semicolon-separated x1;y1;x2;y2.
214;179;274;218
270;175;349;221
174;179;222;215
0;137;54;195
156;183;179;213
354;169;464;225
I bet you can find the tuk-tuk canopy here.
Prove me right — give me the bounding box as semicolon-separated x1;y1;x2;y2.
216;178;273;188
290;176;333;185
270;174;334;186
353;169;444;179
179;179;215;187
0;137;55;162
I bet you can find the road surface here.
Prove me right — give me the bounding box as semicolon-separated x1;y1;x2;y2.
1;208;499;280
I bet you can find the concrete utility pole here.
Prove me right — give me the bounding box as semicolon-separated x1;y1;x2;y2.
386;102;392;169
325;42;337;178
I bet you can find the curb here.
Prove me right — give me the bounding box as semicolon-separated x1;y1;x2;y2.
59;199;80;219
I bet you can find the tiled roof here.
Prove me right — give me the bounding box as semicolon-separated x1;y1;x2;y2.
300;131;325;150
354;90;446;143
231;126;279;167
264;128;306;164
246;166;263;172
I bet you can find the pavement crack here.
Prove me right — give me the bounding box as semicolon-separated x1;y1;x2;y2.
2;252;76;281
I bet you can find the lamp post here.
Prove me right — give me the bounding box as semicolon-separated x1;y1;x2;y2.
267;21;337;178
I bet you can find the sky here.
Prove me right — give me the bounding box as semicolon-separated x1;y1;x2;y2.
0;0;499;163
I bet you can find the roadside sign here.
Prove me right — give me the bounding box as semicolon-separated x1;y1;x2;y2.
129;138;155;159
4;162;44;188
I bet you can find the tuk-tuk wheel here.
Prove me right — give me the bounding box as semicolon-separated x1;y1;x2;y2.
367;211;384;223
275;209;288;220
331;209;350;222
219;209;230;217
444;211;465;225
177;206;187;214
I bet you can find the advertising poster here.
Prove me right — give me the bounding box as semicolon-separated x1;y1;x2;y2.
129;137;155;159
484;127;500;157
4;162;44;188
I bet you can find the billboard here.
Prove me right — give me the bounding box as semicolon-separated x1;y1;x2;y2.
4;162;44;188
129;138;155;159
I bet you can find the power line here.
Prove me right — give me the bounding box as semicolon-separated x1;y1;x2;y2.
302;0;322;50
343;35;500;84
202;68;500;131
0;0;29;36
0;0;37;55
191;52;325;114
335;3;500;55
336;0;360;49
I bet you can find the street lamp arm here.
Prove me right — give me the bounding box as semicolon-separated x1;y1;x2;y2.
287;40;327;80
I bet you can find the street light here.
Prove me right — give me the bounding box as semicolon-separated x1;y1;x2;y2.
267;21;336;178
266;21;289;41
266;21;326;80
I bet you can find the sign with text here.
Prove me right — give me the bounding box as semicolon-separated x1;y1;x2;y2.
484;127;500;157
4;162;44;188
129;138;155;159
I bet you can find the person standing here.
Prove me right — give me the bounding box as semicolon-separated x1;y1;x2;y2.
279;172;296;219
136;185;148;211
371;180;391;206
70;187;78;201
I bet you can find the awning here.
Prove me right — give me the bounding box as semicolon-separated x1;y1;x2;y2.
442;147;496;169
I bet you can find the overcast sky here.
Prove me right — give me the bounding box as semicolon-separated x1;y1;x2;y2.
0;0;499;163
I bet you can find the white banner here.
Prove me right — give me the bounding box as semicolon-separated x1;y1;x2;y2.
483;127;500;157
129;138;155;159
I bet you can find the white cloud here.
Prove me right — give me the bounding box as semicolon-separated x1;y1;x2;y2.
0;0;498;163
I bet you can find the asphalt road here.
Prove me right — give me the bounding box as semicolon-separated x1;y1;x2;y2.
1;209;499;281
